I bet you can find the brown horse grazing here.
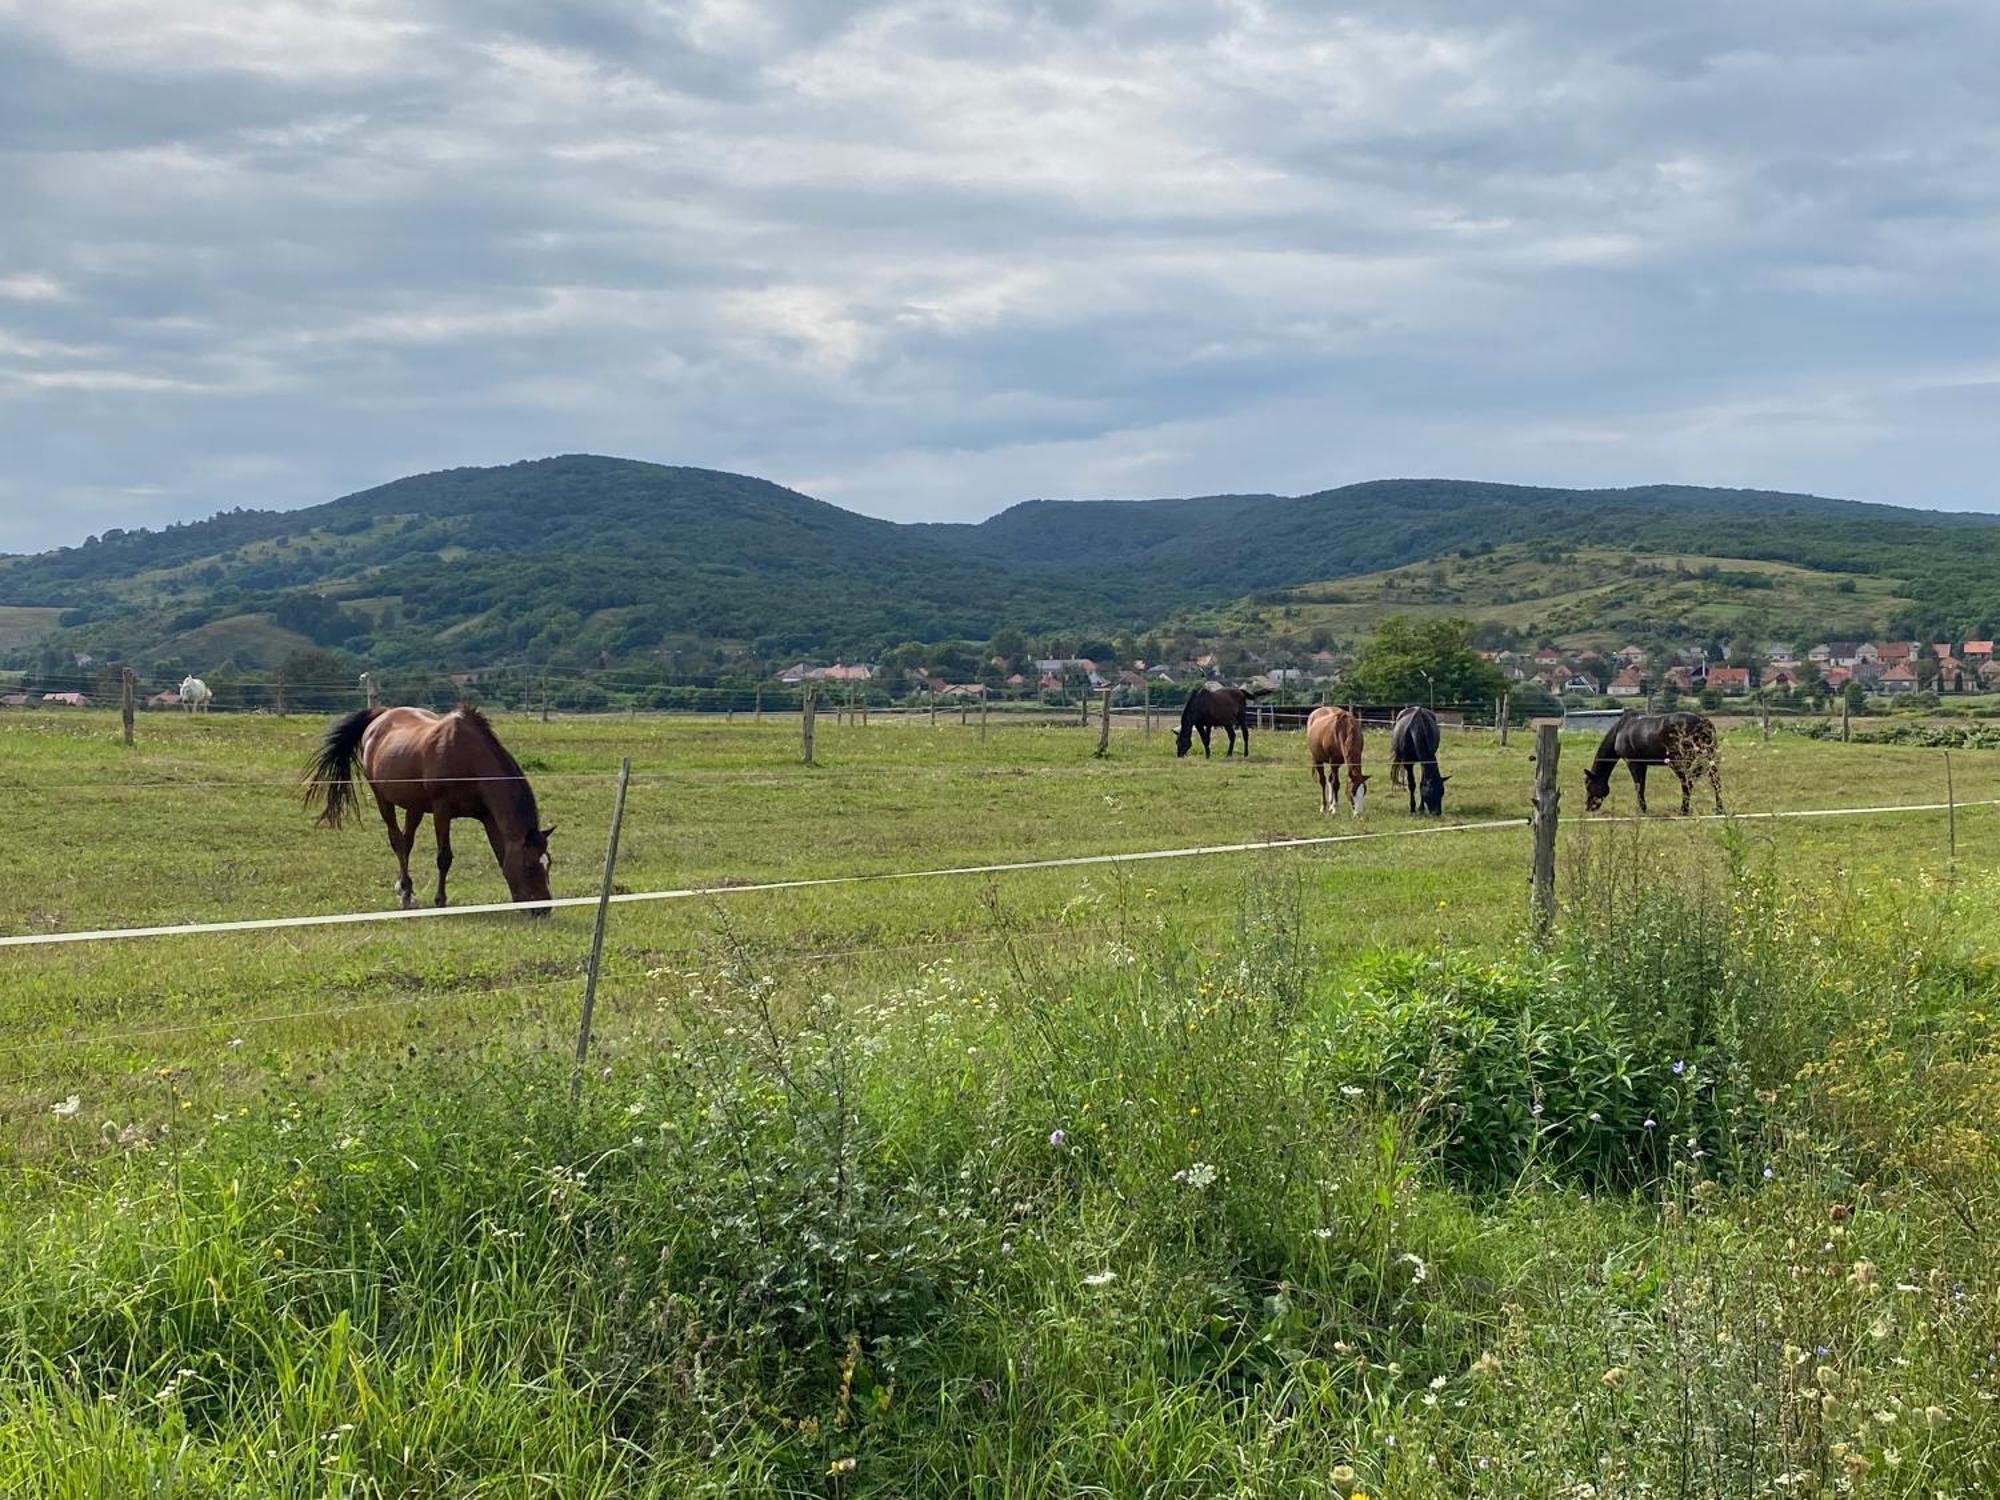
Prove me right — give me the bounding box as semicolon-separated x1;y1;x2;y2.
1582;710;1724;816
1306;706;1368;816
304;705;556;912
1176;683;1269;758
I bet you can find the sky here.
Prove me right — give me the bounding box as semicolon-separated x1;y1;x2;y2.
2;0;1999;552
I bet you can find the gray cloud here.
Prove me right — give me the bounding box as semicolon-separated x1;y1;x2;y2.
2;0;1999;550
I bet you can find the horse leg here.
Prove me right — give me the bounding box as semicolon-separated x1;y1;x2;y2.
1199;724;1212;758
433;815;454;907
1675;766;1694;816
1223;724;1236;757
1241;719;1251;758
377;799;421;908
1708;757;1725;814
1315;763;1330;814
1630;761;1649;815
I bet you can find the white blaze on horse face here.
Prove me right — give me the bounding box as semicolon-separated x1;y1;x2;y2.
1351;781;1366;817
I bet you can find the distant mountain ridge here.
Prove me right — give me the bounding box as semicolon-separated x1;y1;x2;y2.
3;455;1999;674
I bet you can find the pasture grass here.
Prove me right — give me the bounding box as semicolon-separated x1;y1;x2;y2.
2;712;1999;1493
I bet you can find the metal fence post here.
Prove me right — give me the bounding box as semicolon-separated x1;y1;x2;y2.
1531;722;1560;939
570;756;632;1104
1946;750;1957;864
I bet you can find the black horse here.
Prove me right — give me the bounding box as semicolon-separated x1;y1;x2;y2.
1389;705;1448;815
1176;683;1269;758
1583;710;1724;815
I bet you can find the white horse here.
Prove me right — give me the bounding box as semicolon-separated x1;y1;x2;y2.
179;675;213;713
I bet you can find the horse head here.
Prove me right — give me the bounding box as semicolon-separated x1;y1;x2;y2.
502;825;558;913
1582;768;1611;812
1420;768;1448;816
1174;724;1193;757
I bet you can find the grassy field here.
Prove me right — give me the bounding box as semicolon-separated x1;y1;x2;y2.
1182;544;1913;650
2;709;1998;1495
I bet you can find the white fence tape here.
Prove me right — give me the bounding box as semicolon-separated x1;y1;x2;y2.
0;818;1525;950
3;792;1993;952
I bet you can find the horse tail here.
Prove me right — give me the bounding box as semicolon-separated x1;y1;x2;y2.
303;707;381;828
1390;761;1407;788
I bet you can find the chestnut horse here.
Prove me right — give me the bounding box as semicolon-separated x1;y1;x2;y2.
304;704;556;912
1306;706;1368;815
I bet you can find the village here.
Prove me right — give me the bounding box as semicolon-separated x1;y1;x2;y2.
10;636;2000;716
771;636;2000;710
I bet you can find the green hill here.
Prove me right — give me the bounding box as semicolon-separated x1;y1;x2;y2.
4;457;2000;677
1184;545;1917;652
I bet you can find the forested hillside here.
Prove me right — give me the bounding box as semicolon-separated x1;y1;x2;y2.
4;456;1999;678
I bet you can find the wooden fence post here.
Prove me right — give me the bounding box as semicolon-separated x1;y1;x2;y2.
1760;695;1770;743
1498;693;1510;747
275;670;287;718
362;672;381;710
121;668;135;746
541;673;550;723
1096;687;1113;757
1144;694;1153;737
1530;722;1560;939
980;695;989;741
802;686;817;765
1840;693;1850;742
960;697;968;726
570;756;632;1105
754;688;763;723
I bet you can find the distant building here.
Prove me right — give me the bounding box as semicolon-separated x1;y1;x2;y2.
42;691;91;707
1705;667;1752;695
1607;668;1646;698
1879;662;1920;692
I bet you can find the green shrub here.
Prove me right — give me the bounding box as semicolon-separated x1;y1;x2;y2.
1314;948;1758;1191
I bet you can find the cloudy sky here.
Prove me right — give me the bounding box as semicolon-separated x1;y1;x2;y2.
2;0;1998;551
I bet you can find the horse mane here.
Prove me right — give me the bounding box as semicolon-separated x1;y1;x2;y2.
453;703;541;831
